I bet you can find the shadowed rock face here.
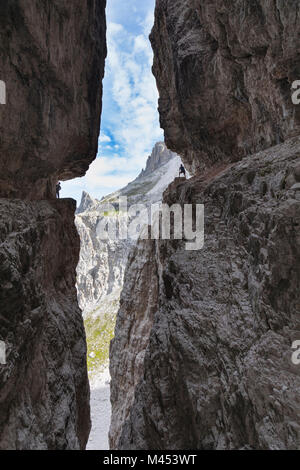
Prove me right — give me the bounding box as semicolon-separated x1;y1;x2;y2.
150;0;300;173
0;1;106;449
0;0;107;199
0;199;90;450
109;238;159;449
110;137;300;451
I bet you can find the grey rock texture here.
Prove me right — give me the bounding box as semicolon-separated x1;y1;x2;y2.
77;191;99;215
109;2;300;449
76;204;132;315
0;199;90;449
76;143;181;314
110;136;300;450
110;237;159;449
0;0;107;199
139;142;175;177
0;1;107;449
150;0;300;173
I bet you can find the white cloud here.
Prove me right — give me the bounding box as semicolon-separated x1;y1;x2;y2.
99;133;111;143
87;156;137;188
104;11;163;166
63;0;163;204
141;9;156;36
61;155;137;202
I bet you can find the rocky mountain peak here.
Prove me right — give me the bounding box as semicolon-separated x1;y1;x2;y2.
77;191;98;214
75;142;182;314
139;142;177;177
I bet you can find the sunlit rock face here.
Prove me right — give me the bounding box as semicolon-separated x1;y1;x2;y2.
110;0;300;451
0;1;106;450
150;0;300;174
76;142;181;314
76;143;182;385
139;142;176;177
0;0;106;199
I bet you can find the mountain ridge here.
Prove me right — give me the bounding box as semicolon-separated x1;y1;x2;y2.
75;142;183;379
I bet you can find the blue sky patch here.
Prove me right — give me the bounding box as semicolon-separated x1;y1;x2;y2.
61;0;163;203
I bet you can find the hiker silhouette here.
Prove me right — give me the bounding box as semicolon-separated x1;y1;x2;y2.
56;182;61;198
179;164;186;177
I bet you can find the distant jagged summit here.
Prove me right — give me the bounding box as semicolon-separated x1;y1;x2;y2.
77;191;98;214
139;142;177;177
76;141;183;313
77;142;181;214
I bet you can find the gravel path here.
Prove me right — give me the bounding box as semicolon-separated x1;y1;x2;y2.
86;368;111;450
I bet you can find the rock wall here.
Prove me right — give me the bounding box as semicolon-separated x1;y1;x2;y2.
110;238;159;449
0;0;106;449
150;0;300;173
0;199;90;449
0;0;106;199
110;136;300;450
110;0;300;450
76;204;132;314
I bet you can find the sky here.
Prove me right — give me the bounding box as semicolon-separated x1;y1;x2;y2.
61;0;163;203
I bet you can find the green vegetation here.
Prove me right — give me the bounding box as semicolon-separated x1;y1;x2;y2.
103;210;119;217
84;310;116;378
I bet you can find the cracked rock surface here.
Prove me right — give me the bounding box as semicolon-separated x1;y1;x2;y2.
0;0;107;199
110;136;300;450
0;199;90;449
110;1;300;450
150;0;300;173
0;1;107;449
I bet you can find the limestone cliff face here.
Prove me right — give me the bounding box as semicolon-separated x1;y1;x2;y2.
0;0;106;199
0;1;106;450
110;0;300;450
140;142;176;177
76;143;180;314
150;0;300;173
